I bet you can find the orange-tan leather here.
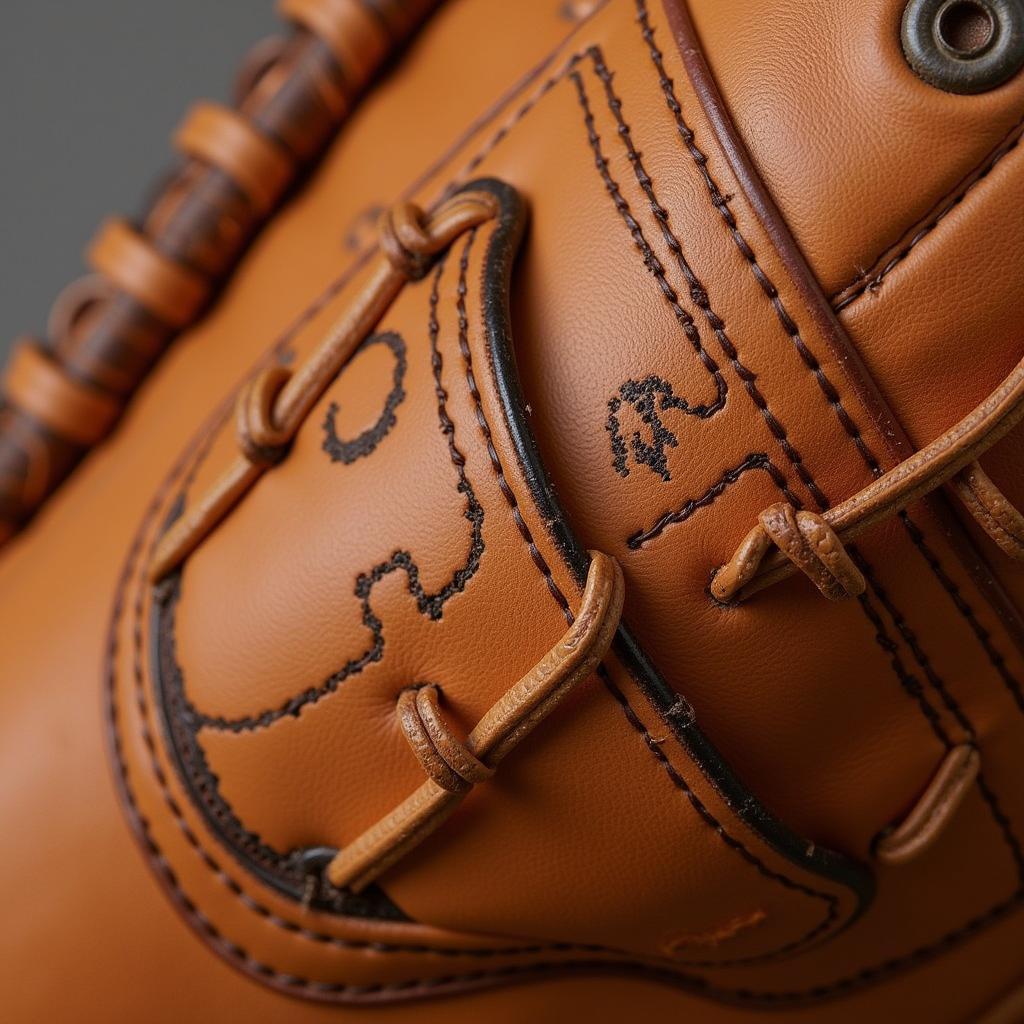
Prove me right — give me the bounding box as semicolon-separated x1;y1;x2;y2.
2;1;1024;1021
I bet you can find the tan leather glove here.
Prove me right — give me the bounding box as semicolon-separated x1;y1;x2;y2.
3;1;1024;1021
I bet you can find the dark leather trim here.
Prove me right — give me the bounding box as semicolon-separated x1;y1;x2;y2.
473;175;875;920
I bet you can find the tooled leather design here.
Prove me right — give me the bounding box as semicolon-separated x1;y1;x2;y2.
321;330;407;465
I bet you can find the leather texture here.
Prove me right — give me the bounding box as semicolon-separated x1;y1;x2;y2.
2;0;1024;1020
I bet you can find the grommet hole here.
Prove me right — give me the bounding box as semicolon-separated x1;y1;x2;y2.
937;0;996;57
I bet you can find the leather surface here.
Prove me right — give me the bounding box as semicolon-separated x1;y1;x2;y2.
2;0;1024;1020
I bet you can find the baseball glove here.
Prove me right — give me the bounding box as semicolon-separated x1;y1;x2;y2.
2;1;1024;1021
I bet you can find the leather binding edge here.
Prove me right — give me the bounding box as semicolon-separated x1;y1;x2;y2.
473;177;875;919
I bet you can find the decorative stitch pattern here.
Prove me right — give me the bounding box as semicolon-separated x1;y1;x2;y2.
608;375;721;481
452;227;844;966
628;453;791;549
633;0;1024;718
634;0;1024;972
587;49;825;510
178;261;484;734
322;330;407;465
109;298;594;962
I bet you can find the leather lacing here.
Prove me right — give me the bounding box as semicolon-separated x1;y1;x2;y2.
707;354;1024;868
0;0;440;546
145;187;1024;886
147;190;497;581
143;188;628;891
325;550;625;893
711;357;1024;604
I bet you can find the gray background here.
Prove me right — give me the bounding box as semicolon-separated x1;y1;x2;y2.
0;1;278;362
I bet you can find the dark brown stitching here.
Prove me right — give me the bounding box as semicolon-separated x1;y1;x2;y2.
833;122;1024;312
453;227;843;964
899;511;1024;717
585;50;824;510
107;386;596;964
635;0;880;478
855;556;1024;880
455;230;574;621
103;25;665;973
458;59;575;185
628;452;792;549
634;0;1024;747
575;45;960;751
580;30;1024;959
607;373;724;481
322;330;407;464
596;667;841;967
637;0;1024;973
183;260;484;733
569;61;728;440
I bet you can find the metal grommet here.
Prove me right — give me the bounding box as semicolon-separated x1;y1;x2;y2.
902;0;1024;93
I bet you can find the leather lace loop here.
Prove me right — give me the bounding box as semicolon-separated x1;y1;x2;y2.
713;352;1024;603
398;686;494;793
149;189;498;583
953;461;1024;562
378;203;434;280
714;505;866;603
236;365;294;465
325;550;625;893
874;744;980;866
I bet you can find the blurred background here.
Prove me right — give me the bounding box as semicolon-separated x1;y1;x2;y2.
0;0;278;362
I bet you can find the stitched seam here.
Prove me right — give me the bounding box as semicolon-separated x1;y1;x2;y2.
452;227;842;964
95;8;680;987
576;39;962;762
568;59;729;433
584;50;824;510
321;331;407;464
578;32;1024;966
833;122;1024;311
636;0;1024;950
854;555;1024;879
107;26;648;969
596;667;840;967
628;452;792;549
635;0;1024;736
900;511;1024;718
187;261;484;733
635;1;881;479
108;397;598;964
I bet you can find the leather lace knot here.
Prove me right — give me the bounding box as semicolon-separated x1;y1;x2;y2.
398;685;494;794
325;550;625;893
713;503;866;604
378;203;434;280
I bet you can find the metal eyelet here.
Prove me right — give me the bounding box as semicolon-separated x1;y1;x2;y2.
902;0;1024;94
